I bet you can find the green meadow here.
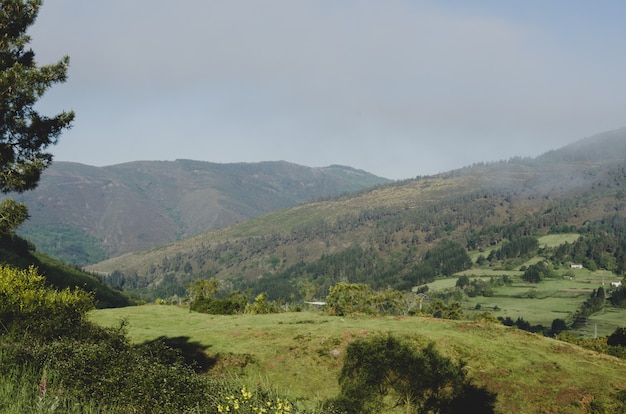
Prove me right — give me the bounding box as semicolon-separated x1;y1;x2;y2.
454;268;617;329
90;305;626;413
88;232;626;412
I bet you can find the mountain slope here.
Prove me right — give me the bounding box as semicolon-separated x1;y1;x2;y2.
7;160;390;264
87;129;626;298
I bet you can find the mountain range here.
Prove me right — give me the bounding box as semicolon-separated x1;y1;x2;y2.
84;128;626;299
8;160;390;264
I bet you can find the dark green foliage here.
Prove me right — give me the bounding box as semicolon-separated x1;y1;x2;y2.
522;261;553;283
455;275;470;289
18;223;108;266
0;198;28;234
188;277;251;315
499;317;546;335
426;299;464;320
490;236;539;260
423;239;472;277
610;285;626;307
456;277;493;298
330;334;496;413
400;262;437;291
571;287;606;329
607;327;626;347
550;318;568;337
0;263;210;411
192;292;248;315
325;283;404;316
249;239;472;303
0;0;74;238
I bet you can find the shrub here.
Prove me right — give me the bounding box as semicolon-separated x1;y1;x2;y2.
0;265;93;339
332;334;496;413
608;327;626;347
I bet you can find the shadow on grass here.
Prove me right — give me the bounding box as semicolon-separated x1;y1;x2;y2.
143;336;216;373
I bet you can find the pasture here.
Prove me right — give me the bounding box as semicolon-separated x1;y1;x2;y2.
433;263;622;335
90;305;626;413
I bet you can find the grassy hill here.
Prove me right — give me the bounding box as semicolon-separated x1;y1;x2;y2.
87;129;626;305
90;305;626;413
7;160;389;264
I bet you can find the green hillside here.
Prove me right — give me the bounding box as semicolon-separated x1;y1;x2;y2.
87;129;626;310
8;160;389;264
90;305;626;413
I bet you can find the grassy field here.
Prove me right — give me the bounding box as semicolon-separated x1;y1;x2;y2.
430;264;624;335
91;306;626;413
537;233;581;248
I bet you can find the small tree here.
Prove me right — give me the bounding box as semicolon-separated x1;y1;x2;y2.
187;277;220;312
550;318;568;337
0;0;74;233
325;283;373;316
246;292;273;314
455;275;470;289
426;299;464;320
607;327;626;347
330;334;496;413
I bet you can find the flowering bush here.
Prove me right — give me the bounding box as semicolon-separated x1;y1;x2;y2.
216;385;292;414
0;265;93;338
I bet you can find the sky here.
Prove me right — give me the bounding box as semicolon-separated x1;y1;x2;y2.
28;0;626;180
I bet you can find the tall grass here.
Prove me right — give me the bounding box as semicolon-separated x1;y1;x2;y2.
0;356;103;413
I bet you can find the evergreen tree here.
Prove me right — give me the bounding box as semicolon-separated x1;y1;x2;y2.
1;0;74;233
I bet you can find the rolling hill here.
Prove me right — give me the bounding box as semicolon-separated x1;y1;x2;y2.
90;306;626;413
6;160;390;264
86;128;626;302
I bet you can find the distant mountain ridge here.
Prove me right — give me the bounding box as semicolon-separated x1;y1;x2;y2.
84;128;626;299
8;160;390;264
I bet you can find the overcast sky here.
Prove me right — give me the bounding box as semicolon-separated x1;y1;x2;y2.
29;0;626;179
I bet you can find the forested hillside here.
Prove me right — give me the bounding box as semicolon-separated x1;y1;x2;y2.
5;160;389;264
87;129;626;301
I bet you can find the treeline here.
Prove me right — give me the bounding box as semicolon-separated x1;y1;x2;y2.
487;236;538;260
244;239;472;301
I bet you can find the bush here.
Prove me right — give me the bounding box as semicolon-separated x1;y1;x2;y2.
608;327;626;347
331;334;496;413
0;265;94;339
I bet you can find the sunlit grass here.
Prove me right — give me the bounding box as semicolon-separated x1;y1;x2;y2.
90;306;626;413
537;233;581;248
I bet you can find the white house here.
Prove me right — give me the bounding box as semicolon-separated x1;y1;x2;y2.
570;264;583;269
